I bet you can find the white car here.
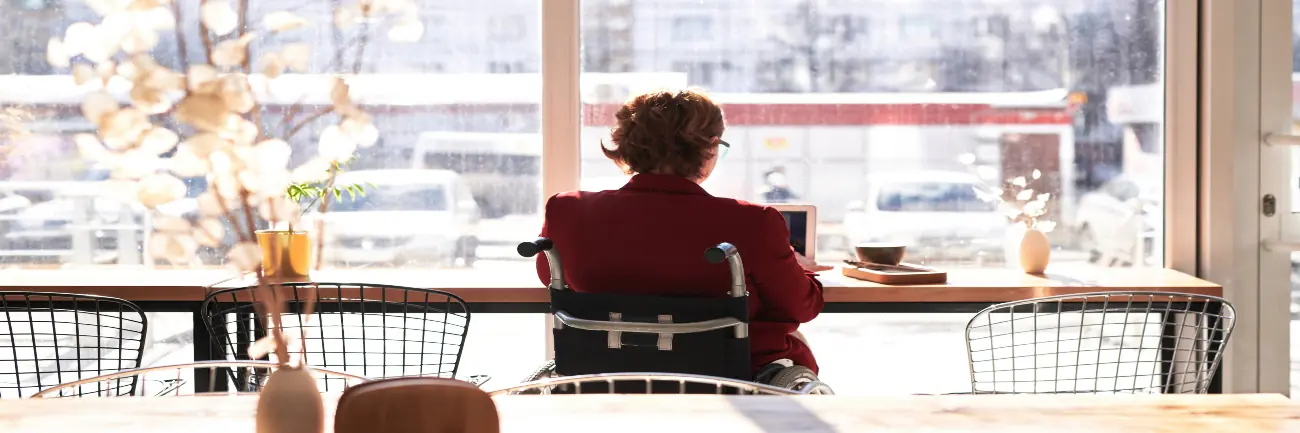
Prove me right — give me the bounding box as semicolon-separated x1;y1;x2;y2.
308;169;481;268
1071;176;1159;266
3;185;143;264
842;171;1009;265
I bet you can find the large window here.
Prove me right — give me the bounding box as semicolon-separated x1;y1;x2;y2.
0;0;542;270
0;0;547;383
580;0;1165;270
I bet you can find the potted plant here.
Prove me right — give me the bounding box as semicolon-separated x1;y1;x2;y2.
974;170;1058;274
261;157;369;279
51;0;422;431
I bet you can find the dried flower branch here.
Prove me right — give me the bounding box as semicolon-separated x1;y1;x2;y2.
54;0;423;368
973;169;1058;233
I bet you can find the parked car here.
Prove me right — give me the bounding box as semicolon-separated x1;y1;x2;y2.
0;192;32;259
1071;175;1159;266
842;171;1008;265
1;182;144;265
0;192;30;212
307;169;481;268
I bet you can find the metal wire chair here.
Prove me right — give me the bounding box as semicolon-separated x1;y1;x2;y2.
30;360;370;397
1;292;147;398
202;283;470;390
487;372;803;396
965;292;1235;394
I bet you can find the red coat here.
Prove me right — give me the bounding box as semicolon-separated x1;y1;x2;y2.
535;173;825;373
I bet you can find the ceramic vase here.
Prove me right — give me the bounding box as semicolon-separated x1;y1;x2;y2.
1019;228;1051;274
256;366;324;433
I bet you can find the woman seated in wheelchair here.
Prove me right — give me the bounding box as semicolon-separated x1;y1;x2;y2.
534;88;830;382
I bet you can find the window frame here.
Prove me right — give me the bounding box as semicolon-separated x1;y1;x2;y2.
540;0;582;201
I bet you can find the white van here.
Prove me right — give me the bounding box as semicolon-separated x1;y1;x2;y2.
411;132;540;218
310;169;480;268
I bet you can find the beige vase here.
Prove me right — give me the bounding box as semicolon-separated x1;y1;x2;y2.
257;366;324;433
1019;228;1051;274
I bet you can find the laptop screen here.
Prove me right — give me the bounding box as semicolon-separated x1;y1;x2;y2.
781;210;809;256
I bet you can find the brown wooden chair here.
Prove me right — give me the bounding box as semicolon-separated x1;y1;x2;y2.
335;377;499;433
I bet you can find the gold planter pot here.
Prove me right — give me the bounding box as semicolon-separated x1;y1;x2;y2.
256;230;312;279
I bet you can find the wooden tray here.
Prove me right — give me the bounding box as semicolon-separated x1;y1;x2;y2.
841;261;948;285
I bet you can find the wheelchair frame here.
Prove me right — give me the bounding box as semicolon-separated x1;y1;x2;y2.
517;237;832;394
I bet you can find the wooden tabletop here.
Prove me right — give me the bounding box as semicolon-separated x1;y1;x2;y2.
0;265;1221;303
0;394;1293;432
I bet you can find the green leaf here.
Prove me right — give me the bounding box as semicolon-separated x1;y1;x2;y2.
286;184;306;201
333;188;342;200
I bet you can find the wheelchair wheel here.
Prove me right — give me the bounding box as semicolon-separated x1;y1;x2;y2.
512;360;559;395
766;365;833;394
521;359;557;382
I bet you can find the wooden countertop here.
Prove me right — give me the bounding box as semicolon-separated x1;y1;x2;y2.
0;394;1294;432
0;264;1222;303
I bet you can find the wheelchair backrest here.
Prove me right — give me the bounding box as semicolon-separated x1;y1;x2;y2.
518;239;753;386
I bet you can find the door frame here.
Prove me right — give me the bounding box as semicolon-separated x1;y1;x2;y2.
1198;0;1291;394
1258;0;1294;395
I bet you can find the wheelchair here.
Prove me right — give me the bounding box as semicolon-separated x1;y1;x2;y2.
515;237;832;394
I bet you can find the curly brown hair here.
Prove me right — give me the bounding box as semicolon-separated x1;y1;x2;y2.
601;89;724;179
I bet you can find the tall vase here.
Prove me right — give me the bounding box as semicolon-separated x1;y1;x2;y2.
1019;228;1051;274
257;366;325;433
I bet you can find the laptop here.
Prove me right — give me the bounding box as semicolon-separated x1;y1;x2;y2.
771;204;817;260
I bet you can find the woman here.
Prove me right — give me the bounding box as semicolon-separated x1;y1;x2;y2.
534;89;829;375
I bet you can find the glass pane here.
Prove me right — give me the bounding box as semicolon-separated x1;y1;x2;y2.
0;1;542;269
0;1;545;389
582;0;1165;394
580;1;1164;268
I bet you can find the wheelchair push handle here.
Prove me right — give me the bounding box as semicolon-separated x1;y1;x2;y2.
704;243;746;298
704;243;738;264
517;238;554;258
519;237;565;290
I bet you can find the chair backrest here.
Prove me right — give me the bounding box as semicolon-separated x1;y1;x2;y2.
518;239;752;384
30;360;369;397
202;283;470;387
0;292;147;398
487;372;797;396
965;292;1235;394
336;377;499;433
